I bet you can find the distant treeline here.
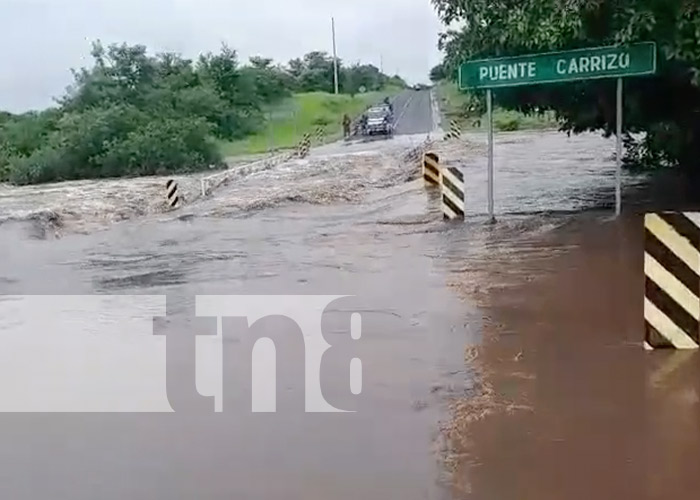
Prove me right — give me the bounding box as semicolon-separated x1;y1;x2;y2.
0;42;406;185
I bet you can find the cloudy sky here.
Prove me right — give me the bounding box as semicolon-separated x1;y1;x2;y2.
0;0;445;113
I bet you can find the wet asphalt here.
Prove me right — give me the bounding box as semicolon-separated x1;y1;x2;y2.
392;89;435;136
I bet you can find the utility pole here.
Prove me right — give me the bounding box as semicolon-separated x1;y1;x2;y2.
380;54;383;73
332;17;339;94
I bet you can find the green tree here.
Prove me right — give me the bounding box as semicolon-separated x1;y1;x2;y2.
386;74;408;88
3;42;254;184
432;0;700;168
288;57;305;78
0;109;60;156
296;51;337;92
96;117;219;178
61;42;159;111
241;56;292;104
429;63;447;82
0;40;405;185
342;64;386;94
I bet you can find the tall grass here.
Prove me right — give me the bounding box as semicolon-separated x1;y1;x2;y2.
220;86;403;157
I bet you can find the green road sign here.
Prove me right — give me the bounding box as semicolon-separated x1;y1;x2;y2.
459;42;656;90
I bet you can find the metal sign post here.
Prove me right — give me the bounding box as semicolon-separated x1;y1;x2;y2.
486;89;495;223
458;42;656;219
616;78;623;217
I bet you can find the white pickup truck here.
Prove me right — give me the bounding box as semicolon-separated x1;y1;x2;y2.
361;105;394;136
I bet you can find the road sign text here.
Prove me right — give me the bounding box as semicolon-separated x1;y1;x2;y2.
460;42;656;89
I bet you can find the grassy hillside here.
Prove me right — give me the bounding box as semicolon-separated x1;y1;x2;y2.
436;80;559;132
220;87;403;157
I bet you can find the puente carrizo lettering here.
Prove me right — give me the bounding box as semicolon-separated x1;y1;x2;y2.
555;51;631;75
460;42;656;89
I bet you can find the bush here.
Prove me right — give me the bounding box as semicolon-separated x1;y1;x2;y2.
623;124;681;170
0;109;59;157
0;144;16;182
49;105;148;177
6;146;67;185
97;117;221;177
495;116;521;131
3;105;150;184
159;85;261;140
5;118;222;185
313;116;331;127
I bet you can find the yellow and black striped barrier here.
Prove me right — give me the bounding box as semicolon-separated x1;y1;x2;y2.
444;120;462;141
315;126;325;144
165;180;180;208
423;152;440;187
644;212;700;349
297;133;311;158
441;166;465;220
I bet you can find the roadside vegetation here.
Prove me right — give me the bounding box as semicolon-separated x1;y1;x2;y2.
435;80;558;132
221;87;403;157
0;43;405;186
431;0;700;169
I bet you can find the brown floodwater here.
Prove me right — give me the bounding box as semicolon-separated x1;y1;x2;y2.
441;169;700;499
3;128;695;500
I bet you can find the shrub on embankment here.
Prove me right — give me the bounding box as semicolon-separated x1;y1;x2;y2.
435;80;559;132
0;42;406;185
0;44;256;185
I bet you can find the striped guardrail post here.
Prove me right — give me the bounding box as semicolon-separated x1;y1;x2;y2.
423;152;440;187
644;212;700;349
165;180;180;208
315;126;325;144
441;165;465;220
297;133;311;158
444;120;462;140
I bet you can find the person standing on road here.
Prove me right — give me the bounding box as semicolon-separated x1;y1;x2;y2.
342;114;351;138
359;113;368;136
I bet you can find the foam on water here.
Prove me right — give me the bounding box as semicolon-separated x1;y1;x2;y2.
0;131;643;239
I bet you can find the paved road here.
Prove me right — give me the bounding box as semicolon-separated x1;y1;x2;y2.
392;89;435;136
309;88;436;158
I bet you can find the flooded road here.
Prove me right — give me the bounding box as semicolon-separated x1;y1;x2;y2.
0;206;471;499
434;159;700;499
440;204;700;500
0;117;666;499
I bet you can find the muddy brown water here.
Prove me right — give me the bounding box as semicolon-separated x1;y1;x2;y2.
1;130;687;499
440;171;700;499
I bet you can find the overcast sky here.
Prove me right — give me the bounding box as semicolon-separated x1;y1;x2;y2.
0;0;444;113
